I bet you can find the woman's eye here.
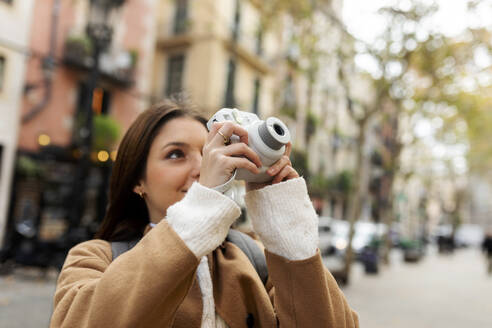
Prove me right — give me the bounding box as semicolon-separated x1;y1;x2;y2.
166;149;184;159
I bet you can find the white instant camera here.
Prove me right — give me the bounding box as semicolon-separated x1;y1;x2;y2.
207;108;291;183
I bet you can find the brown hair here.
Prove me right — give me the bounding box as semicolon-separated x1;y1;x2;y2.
95;99;207;241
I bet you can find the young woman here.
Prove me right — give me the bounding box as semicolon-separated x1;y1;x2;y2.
50;100;359;327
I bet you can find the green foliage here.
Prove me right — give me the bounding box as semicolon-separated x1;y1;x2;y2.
406;25;492;172
330;170;353;195
308;173;330;197
279;104;297;119
65;34;93;57
16;156;42;177
399;238;422;250
129;49;139;67
308;170;353;198
358;1;492;176
260;0;318;27
290;149;309;179
93;115;121;151
305;110;320;140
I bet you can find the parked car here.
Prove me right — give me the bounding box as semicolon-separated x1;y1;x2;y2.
318;217;346;283
318;216;335;256
455;224;484;248
328;219;386;257
318;218;387;279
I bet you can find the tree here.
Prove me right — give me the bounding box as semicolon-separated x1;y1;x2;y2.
363;1;492;263
259;0;335;146
260;0;381;282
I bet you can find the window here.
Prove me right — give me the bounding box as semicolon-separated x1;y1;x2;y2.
76;83;112;116
224;59;236;107
255;27;263;56
231;0;241;41
252;78;261;114
0;145;3;185
284;74;296;107
72;83;112;146
91;87;112;115
173;0;188;35
166;54;185;97
0;56;5;92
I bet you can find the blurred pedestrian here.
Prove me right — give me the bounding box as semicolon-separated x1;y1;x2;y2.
482;231;492;275
50;99;359;327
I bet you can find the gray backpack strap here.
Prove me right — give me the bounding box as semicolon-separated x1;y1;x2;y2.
111;239;139;261
110;232;269;285
226;229;268;285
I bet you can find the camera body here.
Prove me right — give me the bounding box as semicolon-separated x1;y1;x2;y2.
207;108;291;183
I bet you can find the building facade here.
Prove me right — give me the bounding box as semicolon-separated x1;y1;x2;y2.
18;0;158;152
151;0;281;118
1;0;158;253
2;0;370;259
0;0;35;246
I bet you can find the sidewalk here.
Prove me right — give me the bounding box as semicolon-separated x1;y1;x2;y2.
343;247;492;328
0;267;57;328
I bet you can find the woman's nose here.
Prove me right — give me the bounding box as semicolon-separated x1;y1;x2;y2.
190;154;202;179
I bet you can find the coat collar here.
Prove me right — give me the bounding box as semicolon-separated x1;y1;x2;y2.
145;224;276;328
209;241;276;328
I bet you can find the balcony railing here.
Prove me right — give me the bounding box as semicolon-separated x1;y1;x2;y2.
63;34;137;87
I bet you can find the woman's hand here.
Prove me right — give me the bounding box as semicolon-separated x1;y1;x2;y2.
246;142;299;192
199;122;263;189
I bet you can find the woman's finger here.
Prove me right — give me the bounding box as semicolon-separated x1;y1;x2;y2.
284;141;292;157
223;142;262;168
228;157;261;175
209;122;249;146
272;166;299;184
267;155;291;176
207;122;223;142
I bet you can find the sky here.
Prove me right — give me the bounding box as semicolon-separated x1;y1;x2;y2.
342;0;492;75
342;0;492;43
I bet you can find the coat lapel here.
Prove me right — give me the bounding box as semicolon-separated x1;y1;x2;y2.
173;276;203;328
210;242;277;328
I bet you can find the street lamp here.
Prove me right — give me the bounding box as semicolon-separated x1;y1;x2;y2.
66;0;125;242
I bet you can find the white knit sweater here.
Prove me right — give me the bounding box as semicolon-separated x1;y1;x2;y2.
161;177;319;328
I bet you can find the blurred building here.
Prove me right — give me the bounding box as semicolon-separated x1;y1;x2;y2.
151;0;281;117
0;0;35;246
18;0;156;152
1;0;158;260
468;174;492;230
1;0;373;263
277;0;371;219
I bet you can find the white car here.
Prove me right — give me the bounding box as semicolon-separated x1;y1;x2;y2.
319;218;387;256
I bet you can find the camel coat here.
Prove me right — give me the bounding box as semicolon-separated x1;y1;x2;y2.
51;220;359;327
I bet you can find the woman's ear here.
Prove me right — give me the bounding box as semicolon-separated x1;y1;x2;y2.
133;184;145;198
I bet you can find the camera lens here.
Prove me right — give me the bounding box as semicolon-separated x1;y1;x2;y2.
258;118;290;150
273;123;285;136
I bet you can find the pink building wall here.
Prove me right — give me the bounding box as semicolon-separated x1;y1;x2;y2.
18;0;154;151
19;0;77;150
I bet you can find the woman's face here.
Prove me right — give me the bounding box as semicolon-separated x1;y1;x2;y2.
135;116;208;223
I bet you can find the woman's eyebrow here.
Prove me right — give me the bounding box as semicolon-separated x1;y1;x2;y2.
161;141;188;150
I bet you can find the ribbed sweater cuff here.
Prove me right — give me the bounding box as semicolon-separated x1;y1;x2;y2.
166;182;241;258
245;177;318;260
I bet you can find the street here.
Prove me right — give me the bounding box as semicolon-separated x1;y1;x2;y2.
0;267;57;328
0;247;491;327
343;247;492;328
